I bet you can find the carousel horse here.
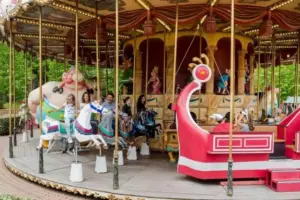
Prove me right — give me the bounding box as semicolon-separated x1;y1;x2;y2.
98;111;128;149
134;110;161;139
37;101;107;150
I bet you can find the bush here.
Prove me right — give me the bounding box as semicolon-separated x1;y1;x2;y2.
0;117;22;136
0;195;30;200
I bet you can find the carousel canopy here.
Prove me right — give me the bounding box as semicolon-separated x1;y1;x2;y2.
0;0;299;65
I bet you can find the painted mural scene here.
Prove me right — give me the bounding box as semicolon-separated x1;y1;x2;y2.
1;0;300;199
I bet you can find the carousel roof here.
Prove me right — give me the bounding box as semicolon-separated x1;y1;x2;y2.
0;0;299;64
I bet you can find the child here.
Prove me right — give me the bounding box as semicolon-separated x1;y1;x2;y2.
217;69;230;94
50;94;76;143
121;97;133;134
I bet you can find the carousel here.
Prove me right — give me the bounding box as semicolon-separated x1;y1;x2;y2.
1;0;300;199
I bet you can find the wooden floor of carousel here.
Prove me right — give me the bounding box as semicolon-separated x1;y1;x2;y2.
3;130;300;200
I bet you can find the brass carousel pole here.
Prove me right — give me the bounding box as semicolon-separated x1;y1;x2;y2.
171;0;179;107
133;30;137;115
95;2;100;102
227;0;235;196
44;41;47;83
30;48;33;92
75;0;79;114
38;6;44;174
24;44;28;107
264;51;268;114
163;30;166;94
30;48;34;138
162;30;166;126
296;32;300;107
271;35;275;117
12;33;17;147
55;54;58;80
113;0;120;190
145;37;149;100
8;18;13;158
278;53;281;107
105;44;109;96
257;40;261;120
64;42;66;71
198;25;202;122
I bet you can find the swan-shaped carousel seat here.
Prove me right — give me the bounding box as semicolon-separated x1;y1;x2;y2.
173;55;274;180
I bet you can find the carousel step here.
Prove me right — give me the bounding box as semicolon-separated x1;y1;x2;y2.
266;169;300;187
271;179;300;192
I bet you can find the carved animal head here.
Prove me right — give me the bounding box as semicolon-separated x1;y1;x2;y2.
188;54;209;71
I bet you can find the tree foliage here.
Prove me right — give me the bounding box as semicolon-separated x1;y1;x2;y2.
254;64;298;103
0;42;122;106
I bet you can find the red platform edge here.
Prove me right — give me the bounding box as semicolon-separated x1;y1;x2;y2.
266;169;300;192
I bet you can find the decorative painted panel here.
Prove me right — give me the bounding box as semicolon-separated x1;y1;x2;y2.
208;133;274;154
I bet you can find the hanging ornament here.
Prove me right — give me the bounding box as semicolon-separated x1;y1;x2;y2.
144;11;156;36
203;7;216;33
259;11;273;37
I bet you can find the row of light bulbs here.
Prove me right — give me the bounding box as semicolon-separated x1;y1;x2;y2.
260;38;298;44
15;34;66;40
244;25;279;35
52;2;95;18
276;31;298;37
270;0;294;11
80;39;120;43
107;33;130;39
15;18;72;30
260;45;297;48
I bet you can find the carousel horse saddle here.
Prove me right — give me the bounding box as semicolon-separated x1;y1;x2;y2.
98;124;114;137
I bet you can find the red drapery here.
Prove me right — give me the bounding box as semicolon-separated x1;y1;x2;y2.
75;4;300;38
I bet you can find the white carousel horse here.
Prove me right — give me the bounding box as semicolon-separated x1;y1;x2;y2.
98;111;128;149
37;101;107;150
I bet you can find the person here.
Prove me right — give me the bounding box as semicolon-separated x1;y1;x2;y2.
245;66;250;95
120;56;134;94
167;103;197;129
275;108;286;123
101;93;116;111
137;94;147;114
80;92;99;134
217;69;230;94
236;110;255;132
286;103;293;116
50;94;77;143
147;67;161;94
120;97;133;134
122;97;132;117
213;112;236;132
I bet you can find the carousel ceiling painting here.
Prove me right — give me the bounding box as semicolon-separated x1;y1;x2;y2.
0;0;299;63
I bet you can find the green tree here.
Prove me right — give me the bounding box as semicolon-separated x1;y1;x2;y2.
254;64;298;103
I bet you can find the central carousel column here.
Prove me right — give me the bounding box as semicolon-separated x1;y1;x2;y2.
135;50;143;95
249;54;255;95
166;45;174;94
205;45;217;94
238;49;247;95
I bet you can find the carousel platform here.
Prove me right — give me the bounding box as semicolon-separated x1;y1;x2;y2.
3;131;300;200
